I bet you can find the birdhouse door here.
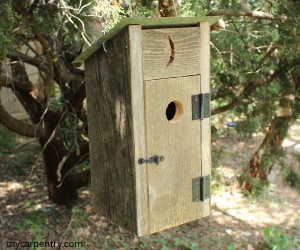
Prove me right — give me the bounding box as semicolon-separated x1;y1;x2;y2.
144;75;202;233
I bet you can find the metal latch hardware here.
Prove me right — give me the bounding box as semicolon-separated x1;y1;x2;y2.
192;175;211;202
192;93;210;120
138;155;165;165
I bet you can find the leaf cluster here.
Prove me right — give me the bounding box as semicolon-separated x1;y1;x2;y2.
263;227;291;250
210;0;299;135
0;2;19;58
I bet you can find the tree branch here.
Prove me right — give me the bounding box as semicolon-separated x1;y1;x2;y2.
0;104;44;137
29;0;40;14
212;47;276;101
67;83;86;110
0;73;29;92
12;2;81;86
65;169;90;190
1;67;60;127
0;65;36;137
60;141;89;177
9;52;49;71
12;3;58;61
207;9;299;22
49;82;86;127
212;67;286;115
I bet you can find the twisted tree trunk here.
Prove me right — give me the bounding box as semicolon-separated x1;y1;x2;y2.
243;96;296;191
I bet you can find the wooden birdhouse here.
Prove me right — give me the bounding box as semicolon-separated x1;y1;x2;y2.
74;17;221;236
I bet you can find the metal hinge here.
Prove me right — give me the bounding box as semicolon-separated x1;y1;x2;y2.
192;175;211;202
192;93;210;120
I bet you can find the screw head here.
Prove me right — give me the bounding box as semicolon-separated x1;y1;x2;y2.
195;196;199;201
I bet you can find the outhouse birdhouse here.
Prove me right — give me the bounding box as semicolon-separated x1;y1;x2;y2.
74;17;221;236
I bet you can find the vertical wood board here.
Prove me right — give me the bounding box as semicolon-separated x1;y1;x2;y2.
85;27;138;233
199;22;211;217
145;75;202;233
128;25;150;236
142;28;201;80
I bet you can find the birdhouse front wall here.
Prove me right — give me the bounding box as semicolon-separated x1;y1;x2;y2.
85;22;211;236
142;27;201;80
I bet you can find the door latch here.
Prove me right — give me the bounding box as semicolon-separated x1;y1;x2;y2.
138;155;165;165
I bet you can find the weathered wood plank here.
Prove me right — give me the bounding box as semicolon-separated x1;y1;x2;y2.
85;27;138;234
128;25;150;236
199;22;211;218
73;17;222;63
142;27;200;80
145;75;201;233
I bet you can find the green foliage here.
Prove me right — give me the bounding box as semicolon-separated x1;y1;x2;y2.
207;1;300;194
227;243;236;250
127;0;153;17
281;160;300;193
139;237;149;248
103;239;113;249
0;2;18;58
16;211;48;249
235;118;260;137
209;0;299;134
0;125;17;153
239;163;269;197
173;236;199;249
0;126;37;175
71;206;85;228
49;84;64;112
211;146;227;192
263;227;291;250
9;151;35;175
245;178;268;197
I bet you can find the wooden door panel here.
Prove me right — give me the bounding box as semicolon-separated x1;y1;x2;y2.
145;75;202;233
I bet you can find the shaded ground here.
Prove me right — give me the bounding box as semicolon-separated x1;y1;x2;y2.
0;122;299;250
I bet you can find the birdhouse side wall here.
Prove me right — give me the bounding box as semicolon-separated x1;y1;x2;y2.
198;22;211;217
85;27;138;233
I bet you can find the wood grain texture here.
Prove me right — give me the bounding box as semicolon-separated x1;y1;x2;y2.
145;75;201;233
73;16;222;63
199;22;211;217
85;27;138;234
142;28;201;80
128;25;150;236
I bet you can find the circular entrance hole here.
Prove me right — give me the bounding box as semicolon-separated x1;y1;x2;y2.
165;100;184;123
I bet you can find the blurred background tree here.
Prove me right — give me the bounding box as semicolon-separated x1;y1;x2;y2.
0;0;299;204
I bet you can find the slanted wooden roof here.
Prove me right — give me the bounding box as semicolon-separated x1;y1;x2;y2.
73;16;222;63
